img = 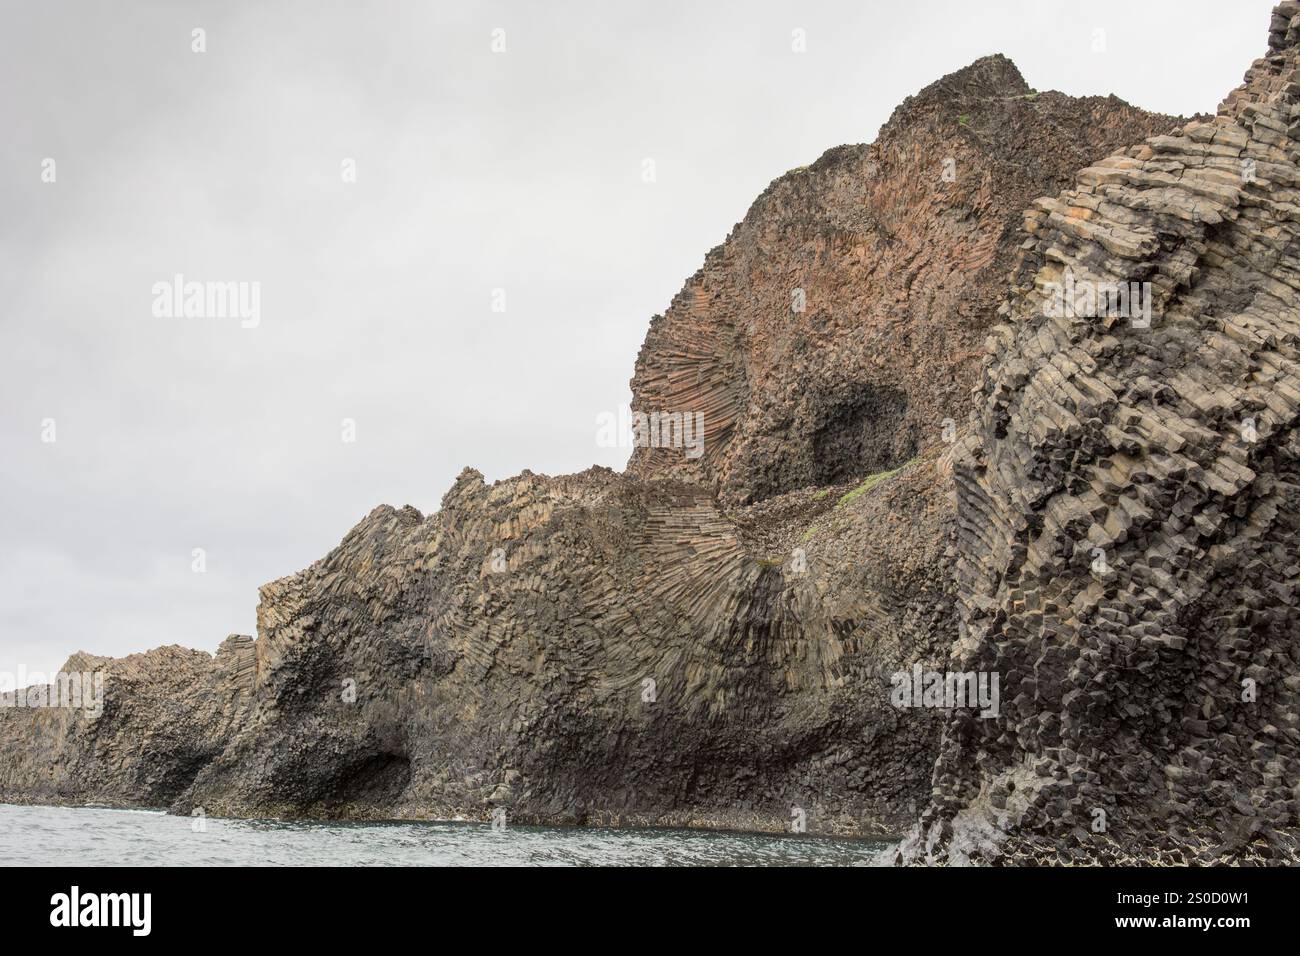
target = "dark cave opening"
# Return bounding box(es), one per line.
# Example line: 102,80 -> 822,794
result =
810,385 -> 913,485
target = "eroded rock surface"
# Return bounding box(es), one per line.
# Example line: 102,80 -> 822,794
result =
17,26 -> 1290,861
629,55 -> 1180,505
0,644 -> 250,809
897,3 -> 1300,865
3,462 -> 955,834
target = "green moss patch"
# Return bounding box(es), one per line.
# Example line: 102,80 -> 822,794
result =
836,465 -> 905,508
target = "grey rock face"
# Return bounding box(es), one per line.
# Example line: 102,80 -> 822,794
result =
898,2 -> 1300,865
5,13 -> 1293,864
3,464 -> 954,835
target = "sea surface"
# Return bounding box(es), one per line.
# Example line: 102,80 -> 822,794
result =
1,804 -> 891,866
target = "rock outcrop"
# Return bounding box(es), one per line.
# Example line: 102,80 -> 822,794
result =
629,55 -> 1179,505
19,13 -> 1295,864
897,3 -> 1300,865
4,461 -> 958,834
0,645 -> 247,809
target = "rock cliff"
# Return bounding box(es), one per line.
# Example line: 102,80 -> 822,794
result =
3,463 -> 959,834
629,54 -> 1176,505
897,3 -> 1300,864
11,8 -> 1290,864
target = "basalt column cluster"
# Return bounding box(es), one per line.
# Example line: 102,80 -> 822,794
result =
899,2 -> 1300,865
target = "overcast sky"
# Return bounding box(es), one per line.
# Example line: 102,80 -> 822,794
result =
0,0 -> 1277,677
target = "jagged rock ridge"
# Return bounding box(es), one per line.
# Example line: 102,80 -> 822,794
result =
4,462 -> 959,833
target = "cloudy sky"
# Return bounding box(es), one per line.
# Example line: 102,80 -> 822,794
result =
0,0 -> 1277,677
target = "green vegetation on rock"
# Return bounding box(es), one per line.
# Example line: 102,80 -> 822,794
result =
837,464 -> 905,508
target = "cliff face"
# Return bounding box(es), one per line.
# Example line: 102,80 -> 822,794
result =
629,55 -> 1179,506
0,646 -> 242,809
191,462 -> 970,830
898,3 -> 1300,864
3,462 -> 957,833
0,37 -> 1233,850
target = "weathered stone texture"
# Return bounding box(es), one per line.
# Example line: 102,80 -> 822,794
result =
13,20 -> 1293,865
3,462 -> 954,835
629,55 -> 1180,505
898,3 -> 1300,865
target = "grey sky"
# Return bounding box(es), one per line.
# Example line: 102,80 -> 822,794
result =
0,0 -> 1276,676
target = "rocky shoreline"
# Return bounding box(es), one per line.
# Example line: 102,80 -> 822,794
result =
4,4 -> 1299,865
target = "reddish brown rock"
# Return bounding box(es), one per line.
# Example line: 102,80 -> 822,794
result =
629,55 -> 1181,505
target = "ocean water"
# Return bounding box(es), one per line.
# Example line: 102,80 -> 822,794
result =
0,804 -> 892,866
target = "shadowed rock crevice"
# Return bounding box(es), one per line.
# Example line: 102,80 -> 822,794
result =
810,386 -> 913,487
327,753 -> 413,811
